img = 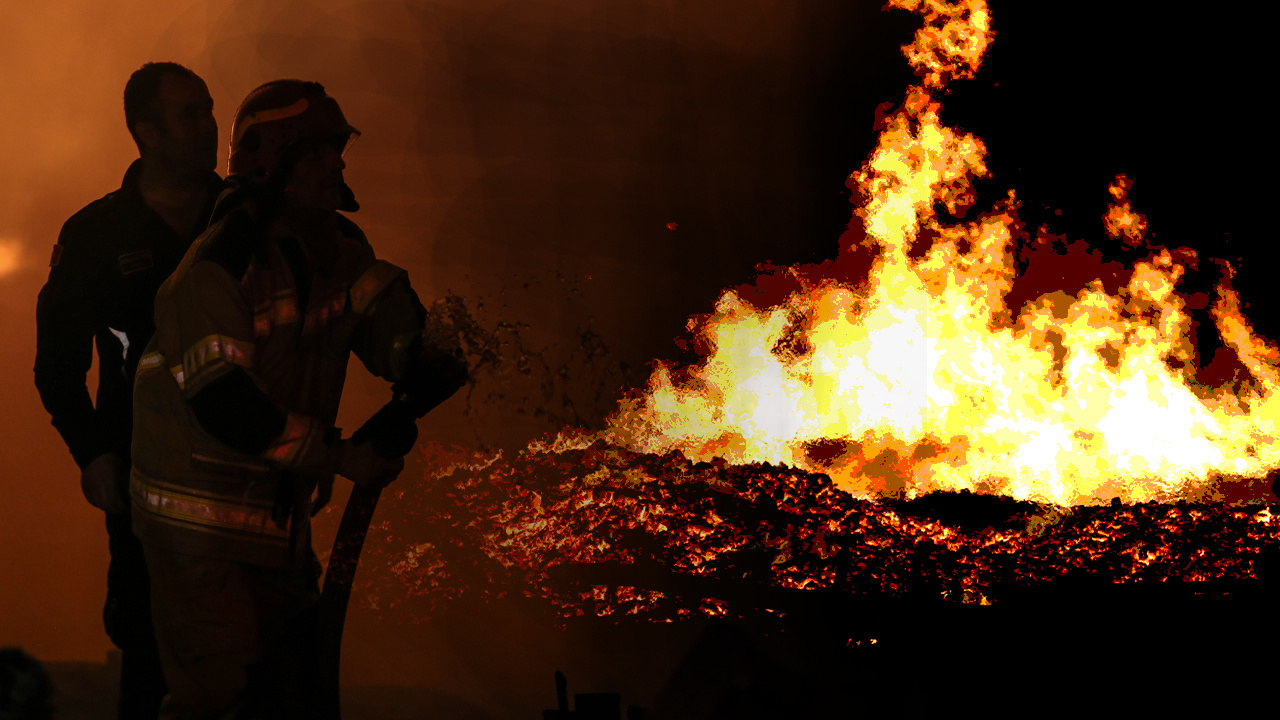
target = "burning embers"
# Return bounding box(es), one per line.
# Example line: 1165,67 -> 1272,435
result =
360,440 -> 1280,621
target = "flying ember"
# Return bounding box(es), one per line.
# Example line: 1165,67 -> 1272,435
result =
600,0 -> 1280,506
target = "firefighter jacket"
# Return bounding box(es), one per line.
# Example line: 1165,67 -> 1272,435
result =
35,160 -> 223,468
130,200 -> 428,567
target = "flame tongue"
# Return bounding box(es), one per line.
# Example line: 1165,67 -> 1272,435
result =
604,0 -> 1280,505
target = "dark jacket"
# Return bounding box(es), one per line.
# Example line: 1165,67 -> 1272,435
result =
34,159 -> 224,468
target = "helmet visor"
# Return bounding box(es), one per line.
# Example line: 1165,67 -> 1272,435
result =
334,127 -> 360,158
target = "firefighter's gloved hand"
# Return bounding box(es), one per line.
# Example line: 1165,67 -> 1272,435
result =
335,438 -> 405,488
81,452 -> 129,515
393,330 -> 470,418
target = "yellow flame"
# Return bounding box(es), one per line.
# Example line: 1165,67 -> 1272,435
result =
602,0 -> 1280,505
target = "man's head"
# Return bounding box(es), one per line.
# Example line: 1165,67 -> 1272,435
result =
227,80 -> 358,215
281,136 -> 350,220
123,62 -> 218,175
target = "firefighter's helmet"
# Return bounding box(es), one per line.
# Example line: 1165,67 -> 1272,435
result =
227,80 -> 359,184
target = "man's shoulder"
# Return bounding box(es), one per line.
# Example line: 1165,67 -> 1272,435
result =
57,189 -> 126,247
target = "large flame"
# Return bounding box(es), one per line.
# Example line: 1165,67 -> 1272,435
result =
602,0 -> 1280,506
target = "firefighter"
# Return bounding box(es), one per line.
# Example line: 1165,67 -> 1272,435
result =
129,79 -> 468,718
34,62 -> 223,719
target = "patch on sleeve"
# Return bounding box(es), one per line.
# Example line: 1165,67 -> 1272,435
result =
49,244 -> 63,267
118,249 -> 154,275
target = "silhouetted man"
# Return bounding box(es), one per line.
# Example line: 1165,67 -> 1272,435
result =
34,62 -> 223,719
129,79 -> 466,718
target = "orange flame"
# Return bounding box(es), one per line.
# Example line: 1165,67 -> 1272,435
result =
1103,174 -> 1149,247
892,0 -> 993,90
598,0 -> 1280,506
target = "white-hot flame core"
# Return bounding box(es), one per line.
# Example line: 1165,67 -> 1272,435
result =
602,0 -> 1280,505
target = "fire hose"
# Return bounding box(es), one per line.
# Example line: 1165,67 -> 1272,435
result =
311,316 -> 468,716
315,388 -> 453,718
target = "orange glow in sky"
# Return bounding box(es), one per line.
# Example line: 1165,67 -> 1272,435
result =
0,241 -> 20,276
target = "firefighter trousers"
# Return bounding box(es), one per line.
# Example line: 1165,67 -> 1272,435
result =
143,542 -> 322,720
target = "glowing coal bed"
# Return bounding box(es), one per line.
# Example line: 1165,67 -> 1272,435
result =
346,438 -> 1280,626
322,439 -> 1280,717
